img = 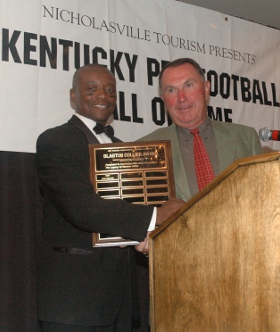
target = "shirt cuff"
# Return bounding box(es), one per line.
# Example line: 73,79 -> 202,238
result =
147,207 -> 157,231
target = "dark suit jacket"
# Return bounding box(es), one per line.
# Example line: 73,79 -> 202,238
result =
36,115 -> 153,326
140,120 -> 263,201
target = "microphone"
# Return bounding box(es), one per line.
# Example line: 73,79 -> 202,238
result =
259,127 -> 280,141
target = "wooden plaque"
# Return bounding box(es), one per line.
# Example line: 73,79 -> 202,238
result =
89,140 -> 175,247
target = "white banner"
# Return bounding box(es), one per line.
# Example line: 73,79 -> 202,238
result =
0,0 -> 280,153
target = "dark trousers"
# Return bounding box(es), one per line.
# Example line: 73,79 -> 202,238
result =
41,321 -> 128,332
40,276 -> 133,332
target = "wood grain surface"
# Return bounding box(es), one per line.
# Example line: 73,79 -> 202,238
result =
150,152 -> 280,331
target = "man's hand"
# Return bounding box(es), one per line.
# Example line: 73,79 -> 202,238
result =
135,232 -> 151,255
135,198 -> 184,255
156,197 -> 185,226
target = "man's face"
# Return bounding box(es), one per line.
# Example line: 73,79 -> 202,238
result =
70,66 -> 117,125
161,63 -> 210,129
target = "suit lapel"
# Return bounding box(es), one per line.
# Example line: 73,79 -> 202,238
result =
212,120 -> 236,172
68,115 -> 100,144
111,136 -> 122,143
168,125 -> 193,201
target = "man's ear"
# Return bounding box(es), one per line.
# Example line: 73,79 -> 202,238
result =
204,80 -> 211,101
70,88 -> 76,103
69,88 -> 76,110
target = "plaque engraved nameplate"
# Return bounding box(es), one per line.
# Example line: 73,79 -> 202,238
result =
89,141 -> 175,247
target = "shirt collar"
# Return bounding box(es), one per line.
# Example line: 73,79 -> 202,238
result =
73,113 -> 113,143
176,117 -> 213,140
74,113 -> 97,132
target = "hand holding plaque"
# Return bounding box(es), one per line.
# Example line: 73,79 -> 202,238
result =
88,141 -> 176,247
135,231 -> 151,255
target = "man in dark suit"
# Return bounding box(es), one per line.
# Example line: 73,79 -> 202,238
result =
36,64 -> 184,332
140,58 -> 263,201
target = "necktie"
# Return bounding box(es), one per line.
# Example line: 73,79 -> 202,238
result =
93,123 -> 114,139
191,129 -> 215,191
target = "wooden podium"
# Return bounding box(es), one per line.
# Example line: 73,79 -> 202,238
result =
149,152 -> 280,331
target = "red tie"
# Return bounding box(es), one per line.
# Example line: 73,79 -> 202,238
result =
191,129 -> 215,191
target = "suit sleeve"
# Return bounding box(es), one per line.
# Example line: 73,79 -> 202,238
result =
251,127 -> 263,155
36,127 -> 153,242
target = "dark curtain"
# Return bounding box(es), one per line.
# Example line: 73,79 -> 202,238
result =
0,151 -> 43,332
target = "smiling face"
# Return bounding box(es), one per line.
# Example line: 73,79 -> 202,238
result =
160,63 -> 210,129
70,65 -> 117,126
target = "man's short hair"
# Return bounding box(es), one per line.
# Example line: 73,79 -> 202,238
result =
159,58 -> 205,89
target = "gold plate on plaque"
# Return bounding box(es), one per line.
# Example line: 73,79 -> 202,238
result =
89,141 -> 175,247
